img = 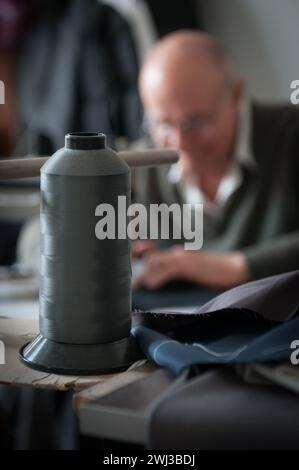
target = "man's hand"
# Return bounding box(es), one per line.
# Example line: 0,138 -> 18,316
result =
133,245 -> 250,290
131,240 -> 157,258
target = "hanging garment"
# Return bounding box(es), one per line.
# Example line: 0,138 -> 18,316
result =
18,0 -> 142,154
101,0 -> 157,64
0,0 -> 40,54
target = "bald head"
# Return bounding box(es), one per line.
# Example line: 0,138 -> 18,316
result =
139,30 -> 236,112
141,31 -> 232,76
139,30 -> 244,177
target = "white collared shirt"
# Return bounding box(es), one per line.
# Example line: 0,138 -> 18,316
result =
168,98 -> 256,218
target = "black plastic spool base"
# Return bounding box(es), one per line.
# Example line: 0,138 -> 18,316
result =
19,333 -> 143,376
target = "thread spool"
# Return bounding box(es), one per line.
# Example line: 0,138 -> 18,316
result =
20,132 -> 141,375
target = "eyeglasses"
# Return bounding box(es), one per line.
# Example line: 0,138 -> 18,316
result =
144,89 -> 232,141
144,113 -> 216,139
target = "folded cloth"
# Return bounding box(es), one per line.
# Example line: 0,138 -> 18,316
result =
132,270 -> 299,375
148,368 -> 299,450
236,362 -> 299,395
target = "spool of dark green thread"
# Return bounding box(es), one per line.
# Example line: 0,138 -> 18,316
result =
20,132 -> 141,375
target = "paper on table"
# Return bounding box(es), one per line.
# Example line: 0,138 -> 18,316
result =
0,299 -> 39,320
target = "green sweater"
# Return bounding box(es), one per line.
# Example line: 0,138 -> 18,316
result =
132,103 -> 299,280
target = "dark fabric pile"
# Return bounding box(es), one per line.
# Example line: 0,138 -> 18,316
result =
132,270 -> 299,374
132,271 -> 299,449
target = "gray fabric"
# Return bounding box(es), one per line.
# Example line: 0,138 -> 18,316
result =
236,362 -> 299,395
141,271 -> 299,449
148,368 -> 299,450
194,269 -> 299,322
132,270 -> 299,335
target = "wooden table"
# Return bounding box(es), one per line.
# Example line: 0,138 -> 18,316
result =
0,308 -> 151,393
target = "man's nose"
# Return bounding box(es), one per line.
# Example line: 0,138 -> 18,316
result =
168,126 -> 191,151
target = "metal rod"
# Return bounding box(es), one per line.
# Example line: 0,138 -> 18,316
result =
0,148 -> 178,180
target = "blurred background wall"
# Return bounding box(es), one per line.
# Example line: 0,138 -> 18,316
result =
200,0 -> 298,102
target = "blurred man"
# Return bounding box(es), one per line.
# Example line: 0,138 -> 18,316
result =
133,30 -> 299,290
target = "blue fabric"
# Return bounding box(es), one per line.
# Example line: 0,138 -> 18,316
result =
132,315 -> 299,376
